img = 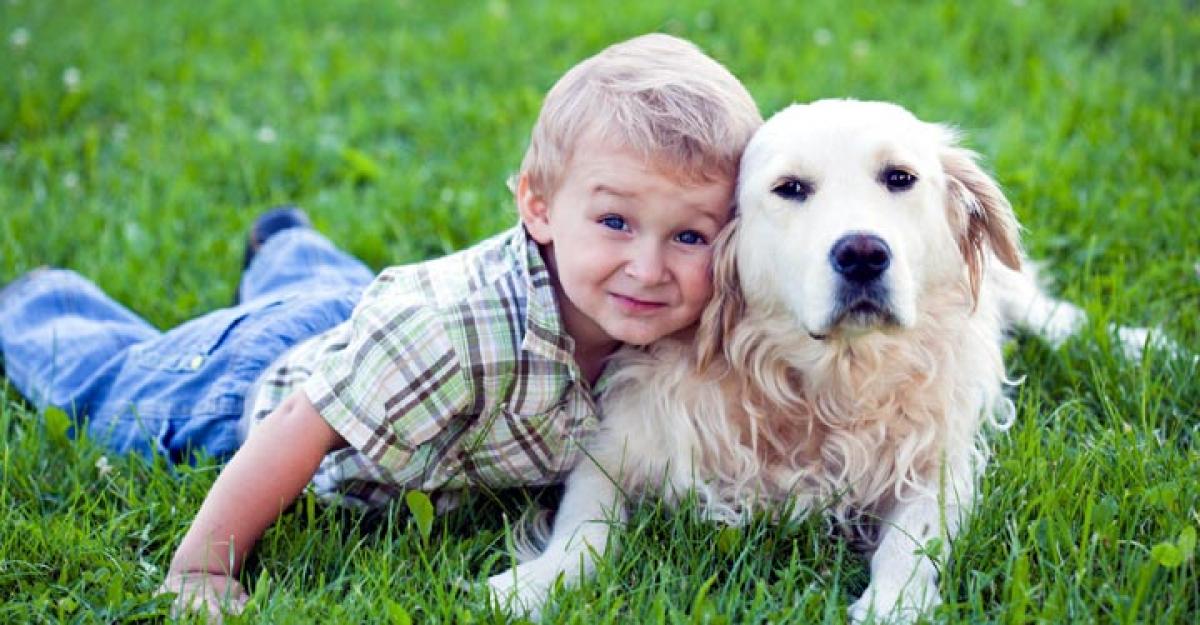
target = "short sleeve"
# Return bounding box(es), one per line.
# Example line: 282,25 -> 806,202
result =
303,293 -> 472,480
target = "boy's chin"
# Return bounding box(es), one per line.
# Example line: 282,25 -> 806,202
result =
610,322 -> 696,346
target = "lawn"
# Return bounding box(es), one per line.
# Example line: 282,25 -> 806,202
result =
1,0 -> 1197,622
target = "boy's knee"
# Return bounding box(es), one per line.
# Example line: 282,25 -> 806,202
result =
39,267 -> 92,289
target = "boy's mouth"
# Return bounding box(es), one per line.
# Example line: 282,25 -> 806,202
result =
611,293 -> 666,314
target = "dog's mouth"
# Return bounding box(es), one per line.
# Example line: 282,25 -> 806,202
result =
812,284 -> 899,339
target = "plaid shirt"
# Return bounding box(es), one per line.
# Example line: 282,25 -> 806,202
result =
243,226 -> 605,509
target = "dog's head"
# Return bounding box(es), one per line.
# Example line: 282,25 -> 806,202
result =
698,99 -> 1021,365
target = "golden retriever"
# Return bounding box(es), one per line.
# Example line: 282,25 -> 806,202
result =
488,99 -> 1138,622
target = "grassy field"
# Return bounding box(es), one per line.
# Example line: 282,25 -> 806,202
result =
2,0 -> 1198,622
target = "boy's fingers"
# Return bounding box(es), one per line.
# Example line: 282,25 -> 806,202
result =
158,574 -> 248,619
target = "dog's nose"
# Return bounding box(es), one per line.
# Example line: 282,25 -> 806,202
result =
830,233 -> 891,282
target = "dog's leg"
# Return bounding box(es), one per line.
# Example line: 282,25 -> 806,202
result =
486,455 -> 626,618
848,497 -> 948,624
848,469 -> 974,624
991,263 -> 1187,361
989,262 -> 1086,348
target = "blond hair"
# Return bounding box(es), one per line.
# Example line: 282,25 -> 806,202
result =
518,33 -> 762,195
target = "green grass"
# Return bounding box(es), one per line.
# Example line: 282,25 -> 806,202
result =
2,0 -> 1197,622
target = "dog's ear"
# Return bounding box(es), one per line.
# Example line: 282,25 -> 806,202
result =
941,141 -> 1023,302
696,216 -> 745,371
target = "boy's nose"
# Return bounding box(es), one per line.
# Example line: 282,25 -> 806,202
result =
624,243 -> 669,285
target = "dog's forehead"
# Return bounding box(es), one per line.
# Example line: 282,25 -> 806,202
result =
773,99 -> 925,137
745,99 -> 941,172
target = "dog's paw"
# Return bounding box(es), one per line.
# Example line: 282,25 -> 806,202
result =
1039,300 -> 1087,349
848,581 -> 939,624
1110,324 -> 1195,364
486,567 -> 548,621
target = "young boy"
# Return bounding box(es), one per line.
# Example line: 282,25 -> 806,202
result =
0,33 -> 761,617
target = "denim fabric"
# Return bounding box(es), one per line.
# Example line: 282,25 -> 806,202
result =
0,229 -> 374,462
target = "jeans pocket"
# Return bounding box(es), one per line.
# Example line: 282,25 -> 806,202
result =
129,300 -> 282,373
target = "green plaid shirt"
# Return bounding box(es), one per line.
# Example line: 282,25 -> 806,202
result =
243,226 -> 604,509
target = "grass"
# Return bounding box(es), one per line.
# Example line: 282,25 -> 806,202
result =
1,0 -> 1197,622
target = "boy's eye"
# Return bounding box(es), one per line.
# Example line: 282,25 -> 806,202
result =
599,215 -> 628,231
675,230 -> 707,246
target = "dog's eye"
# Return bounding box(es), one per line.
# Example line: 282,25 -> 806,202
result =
882,168 -> 918,192
772,178 -> 812,202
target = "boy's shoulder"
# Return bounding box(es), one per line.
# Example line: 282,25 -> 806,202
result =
352,225 -> 563,364
370,225 -> 533,311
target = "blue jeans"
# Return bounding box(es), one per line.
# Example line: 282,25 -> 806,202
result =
0,229 -> 374,462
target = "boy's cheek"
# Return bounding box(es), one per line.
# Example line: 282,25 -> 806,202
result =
685,253 -> 717,286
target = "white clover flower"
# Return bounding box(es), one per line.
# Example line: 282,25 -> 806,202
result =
62,66 -> 81,92
487,0 -> 509,19
813,28 -> 833,47
95,455 -> 113,477
317,132 -> 340,150
256,125 -> 277,143
9,27 -> 29,49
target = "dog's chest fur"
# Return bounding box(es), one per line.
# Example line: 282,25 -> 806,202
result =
600,282 -> 1005,526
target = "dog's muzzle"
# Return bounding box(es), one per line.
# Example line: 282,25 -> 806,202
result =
827,233 -> 897,329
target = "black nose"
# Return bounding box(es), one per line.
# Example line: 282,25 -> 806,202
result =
830,233 -> 891,283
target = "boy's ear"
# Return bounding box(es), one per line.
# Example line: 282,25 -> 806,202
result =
517,173 -> 553,244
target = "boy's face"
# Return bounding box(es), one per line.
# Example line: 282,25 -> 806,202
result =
519,135 -> 733,355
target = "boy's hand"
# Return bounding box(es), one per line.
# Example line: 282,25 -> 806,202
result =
163,390 -> 345,616
158,571 -> 248,622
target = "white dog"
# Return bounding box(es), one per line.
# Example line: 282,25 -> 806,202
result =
487,99 -> 1131,622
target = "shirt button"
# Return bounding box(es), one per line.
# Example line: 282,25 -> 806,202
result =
189,355 -> 205,370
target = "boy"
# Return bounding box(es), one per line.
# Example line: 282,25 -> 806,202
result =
0,33 -> 761,617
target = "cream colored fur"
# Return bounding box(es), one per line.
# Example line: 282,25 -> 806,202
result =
487,99 -> 1157,622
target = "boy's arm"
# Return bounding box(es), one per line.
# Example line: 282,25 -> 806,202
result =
160,390 -> 346,614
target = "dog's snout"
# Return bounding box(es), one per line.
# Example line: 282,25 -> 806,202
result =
830,234 -> 891,282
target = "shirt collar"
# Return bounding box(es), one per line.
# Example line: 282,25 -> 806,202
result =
515,226 -> 577,367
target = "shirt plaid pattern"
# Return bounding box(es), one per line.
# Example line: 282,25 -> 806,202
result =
243,226 -> 603,509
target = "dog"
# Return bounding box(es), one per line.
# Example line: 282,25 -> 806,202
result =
487,99 -> 1127,622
